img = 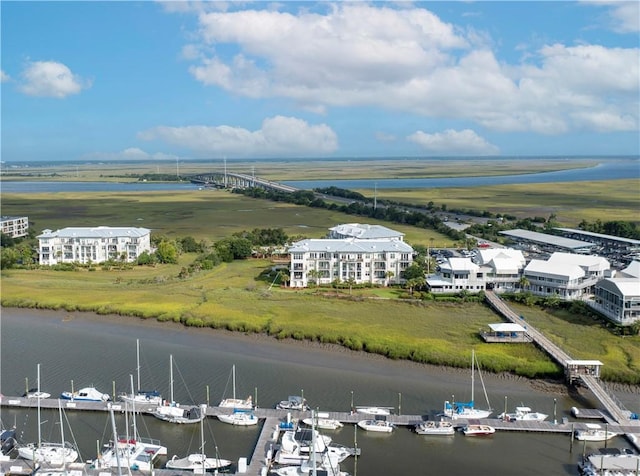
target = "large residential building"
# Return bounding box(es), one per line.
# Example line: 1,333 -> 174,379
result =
427,248 -> 526,294
522,252 -> 610,300
1,216 -> 29,238
587,260 -> 640,326
37,226 -> 152,265
327,223 -> 404,241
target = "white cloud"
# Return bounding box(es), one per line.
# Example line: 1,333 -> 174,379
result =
1,70 -> 10,82
174,3 -> 638,135
407,129 -> 499,155
19,61 -> 90,98
82,148 -> 178,161
584,1 -> 640,33
138,115 -> 338,157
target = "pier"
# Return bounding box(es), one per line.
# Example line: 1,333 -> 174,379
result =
485,291 -> 640,426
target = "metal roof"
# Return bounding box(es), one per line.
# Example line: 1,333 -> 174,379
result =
500,229 -> 593,250
488,323 -> 526,333
37,226 -> 151,239
288,238 -> 414,253
328,223 -> 404,239
554,227 -> 640,245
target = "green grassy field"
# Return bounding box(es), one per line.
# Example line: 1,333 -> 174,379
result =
0,190 -> 451,245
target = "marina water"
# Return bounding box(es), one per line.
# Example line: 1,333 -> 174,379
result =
1,309 -> 638,475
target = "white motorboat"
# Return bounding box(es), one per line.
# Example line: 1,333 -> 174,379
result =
461,424 -> 495,436
357,419 -> 394,433
152,355 -> 205,424
218,364 -> 253,409
277,395 -> 309,411
165,405 -> 231,471
498,406 -> 548,422
60,386 -> 110,402
575,423 -> 618,442
355,406 -> 391,416
23,389 -> 51,399
443,349 -> 492,420
119,339 -> 163,406
415,419 -> 455,436
165,452 -> 232,471
272,454 -> 349,476
302,412 -> 343,430
217,409 -> 258,426
19,365 -> 79,466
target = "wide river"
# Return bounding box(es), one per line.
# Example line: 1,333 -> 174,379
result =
1,309 -> 638,475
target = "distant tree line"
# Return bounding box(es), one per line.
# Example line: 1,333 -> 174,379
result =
577,219 -> 640,240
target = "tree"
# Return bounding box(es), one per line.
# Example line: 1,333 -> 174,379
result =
279,270 -> 290,287
156,240 -> 179,264
308,269 -> 321,288
346,277 -> 356,295
229,237 -> 253,260
518,276 -> 530,291
384,270 -> 395,286
402,263 -> 425,281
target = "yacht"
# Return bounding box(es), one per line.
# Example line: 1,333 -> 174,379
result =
443,350 -> 492,420
165,453 -> 232,471
357,419 -> 394,433
276,395 -> 309,411
355,406 -> 391,416
217,409 -> 259,426
575,423 -> 618,442
218,364 -> 253,409
302,413 -> 343,430
498,406 -> 548,422
415,419 -> 455,436
461,424 -> 495,436
60,387 -> 110,402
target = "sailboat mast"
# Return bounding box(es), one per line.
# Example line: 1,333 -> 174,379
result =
136,339 -> 141,392
232,365 -> 236,400
130,375 -> 138,439
471,350 -> 475,405
58,400 -> 67,467
170,354 -> 174,403
37,363 -> 42,448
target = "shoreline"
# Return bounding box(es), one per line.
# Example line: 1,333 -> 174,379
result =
4,306 -> 638,398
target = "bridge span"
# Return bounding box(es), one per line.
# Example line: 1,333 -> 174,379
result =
485,291 -> 638,425
189,172 -> 298,193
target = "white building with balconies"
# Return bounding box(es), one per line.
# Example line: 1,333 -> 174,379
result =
1,215 -> 29,238
522,252 -> 610,300
37,226 -> 151,265
287,238 -> 414,288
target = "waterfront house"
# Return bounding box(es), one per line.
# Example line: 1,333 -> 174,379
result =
1,215 -> 29,238
522,252 -> 610,300
587,261 -> 640,326
287,238 -> 414,288
37,226 -> 151,265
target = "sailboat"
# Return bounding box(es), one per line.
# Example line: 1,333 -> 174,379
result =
18,364 -> 79,466
119,339 -> 162,406
96,375 -> 167,472
218,364 -> 252,409
443,349 -> 492,420
165,405 -> 232,471
151,354 -> 205,424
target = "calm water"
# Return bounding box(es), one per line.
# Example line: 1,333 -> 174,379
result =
1,309 -> 637,475
1,157 -> 638,193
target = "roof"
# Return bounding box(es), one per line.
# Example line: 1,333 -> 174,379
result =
328,223 -> 404,240
288,238 -> 414,254
37,226 -> 151,239
488,257 -> 521,274
596,278 -> 640,297
554,227 -> 640,245
0,215 -> 27,222
547,252 -> 610,272
439,257 -> 478,272
621,260 -> 640,278
566,360 -> 604,366
500,229 -> 593,250
488,323 -> 526,333
477,248 -> 525,265
524,259 -> 585,280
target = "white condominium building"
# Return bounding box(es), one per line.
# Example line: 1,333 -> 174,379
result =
327,223 -> 405,241
1,216 -> 29,238
589,278 -> 640,326
37,226 -> 152,265
288,238 -> 414,288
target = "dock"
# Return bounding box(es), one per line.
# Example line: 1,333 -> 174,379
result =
2,393 -> 640,475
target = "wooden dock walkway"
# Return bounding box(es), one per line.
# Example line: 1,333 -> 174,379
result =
485,291 -> 640,427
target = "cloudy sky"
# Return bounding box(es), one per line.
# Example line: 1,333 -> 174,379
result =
2,1 -> 639,162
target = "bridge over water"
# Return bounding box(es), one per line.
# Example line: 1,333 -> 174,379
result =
485,290 -> 639,426
189,172 -> 298,194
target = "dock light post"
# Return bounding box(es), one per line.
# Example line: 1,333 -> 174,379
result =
554,398 -> 557,424
350,391 -> 354,412
398,392 -> 402,416
255,387 -> 258,408
604,423 -> 608,449
112,381 -> 116,401
206,385 -> 210,407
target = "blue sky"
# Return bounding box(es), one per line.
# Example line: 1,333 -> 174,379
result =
2,1 -> 639,162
